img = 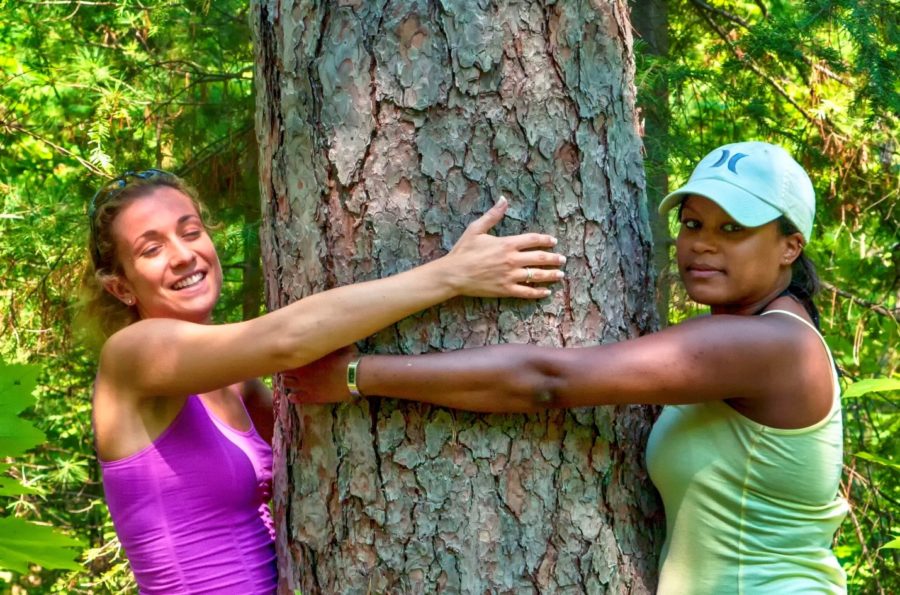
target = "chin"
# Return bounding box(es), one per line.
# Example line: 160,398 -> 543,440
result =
184,300 -> 218,323
683,287 -> 724,308
185,308 -> 216,323
154,299 -> 217,323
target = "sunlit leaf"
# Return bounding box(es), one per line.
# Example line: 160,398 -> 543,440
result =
0,516 -> 83,573
0,362 -> 46,457
853,451 -> 900,471
843,377 -> 900,400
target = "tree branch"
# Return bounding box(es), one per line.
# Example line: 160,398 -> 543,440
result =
689,1 -> 818,125
178,123 -> 254,176
20,1 -> 118,5
822,281 -> 900,321
688,0 -> 750,29
3,122 -> 107,176
752,0 -> 768,18
688,0 -> 851,87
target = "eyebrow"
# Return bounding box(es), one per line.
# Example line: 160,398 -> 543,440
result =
132,214 -> 203,245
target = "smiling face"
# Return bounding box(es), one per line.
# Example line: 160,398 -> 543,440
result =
103,186 -> 223,323
676,195 -> 802,315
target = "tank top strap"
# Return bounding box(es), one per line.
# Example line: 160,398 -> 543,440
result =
234,386 -> 257,429
194,394 -> 270,484
760,309 -> 831,357
760,308 -> 817,330
195,391 -> 257,437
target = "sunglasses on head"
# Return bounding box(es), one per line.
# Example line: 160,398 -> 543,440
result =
88,168 -> 173,267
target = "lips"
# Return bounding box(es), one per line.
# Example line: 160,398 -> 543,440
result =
171,271 -> 206,290
685,263 -> 723,278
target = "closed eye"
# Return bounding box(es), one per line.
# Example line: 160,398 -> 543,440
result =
141,244 -> 162,257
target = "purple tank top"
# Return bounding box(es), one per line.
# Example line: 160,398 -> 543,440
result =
100,395 -> 276,594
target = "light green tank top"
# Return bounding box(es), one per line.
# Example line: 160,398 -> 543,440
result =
646,310 -> 848,594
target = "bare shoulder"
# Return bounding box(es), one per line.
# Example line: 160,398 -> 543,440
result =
730,304 -> 835,427
99,320 -> 165,377
96,320 -> 167,399
97,318 -> 203,399
662,308 -> 818,356
758,300 -> 830,356
101,318 -> 181,358
758,304 -> 835,379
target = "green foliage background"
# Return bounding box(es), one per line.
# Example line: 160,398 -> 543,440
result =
0,0 -> 896,592
0,1 -> 259,591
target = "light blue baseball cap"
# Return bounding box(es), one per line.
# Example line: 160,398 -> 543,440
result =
658,141 -> 816,241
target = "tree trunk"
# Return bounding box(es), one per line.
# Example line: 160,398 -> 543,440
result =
252,1 -> 662,592
631,0 -> 671,325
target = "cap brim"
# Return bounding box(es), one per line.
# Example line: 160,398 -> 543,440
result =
658,178 -> 782,228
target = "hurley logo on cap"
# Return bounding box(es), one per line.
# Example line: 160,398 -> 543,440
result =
711,149 -> 749,174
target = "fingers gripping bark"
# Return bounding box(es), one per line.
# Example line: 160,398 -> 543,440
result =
443,197 -> 565,299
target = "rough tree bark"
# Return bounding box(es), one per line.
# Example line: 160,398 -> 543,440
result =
252,1 -> 661,592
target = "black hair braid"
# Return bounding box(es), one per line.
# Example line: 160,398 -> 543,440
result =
778,217 -> 822,329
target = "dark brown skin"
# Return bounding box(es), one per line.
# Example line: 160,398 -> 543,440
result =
287,196 -> 836,430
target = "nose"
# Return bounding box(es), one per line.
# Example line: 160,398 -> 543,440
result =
169,238 -> 196,268
689,227 -> 718,254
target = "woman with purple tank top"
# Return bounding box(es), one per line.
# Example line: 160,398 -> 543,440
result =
81,170 -> 564,594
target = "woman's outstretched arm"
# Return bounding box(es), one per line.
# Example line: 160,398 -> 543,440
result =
99,198 -> 565,400
288,312 -> 831,423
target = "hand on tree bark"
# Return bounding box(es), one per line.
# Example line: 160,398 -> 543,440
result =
281,346 -> 358,404
440,197 -> 565,299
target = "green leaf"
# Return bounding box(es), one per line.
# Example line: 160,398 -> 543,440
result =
0,362 -> 46,457
0,465 -> 39,496
880,536 -> 900,550
853,451 -> 900,471
0,516 -> 83,573
0,362 -> 41,416
843,377 -> 900,400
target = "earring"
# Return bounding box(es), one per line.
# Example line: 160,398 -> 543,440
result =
125,297 -> 135,306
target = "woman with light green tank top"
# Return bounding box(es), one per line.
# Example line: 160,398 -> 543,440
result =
291,141 -> 848,593
647,307 -> 846,593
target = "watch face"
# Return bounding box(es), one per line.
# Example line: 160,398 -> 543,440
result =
347,360 -> 361,397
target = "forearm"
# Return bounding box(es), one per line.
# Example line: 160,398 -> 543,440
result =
355,344 -> 561,413
267,258 -> 459,367
352,341 -> 689,412
262,198 -> 560,369
348,337 -> 700,412
299,315 -> 812,412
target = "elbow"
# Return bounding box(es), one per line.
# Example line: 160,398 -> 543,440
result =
532,370 -> 568,410
504,346 -> 567,411
268,327 -> 318,370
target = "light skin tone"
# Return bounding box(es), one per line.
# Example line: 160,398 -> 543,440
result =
92,186 -> 565,461
289,195 -> 835,430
